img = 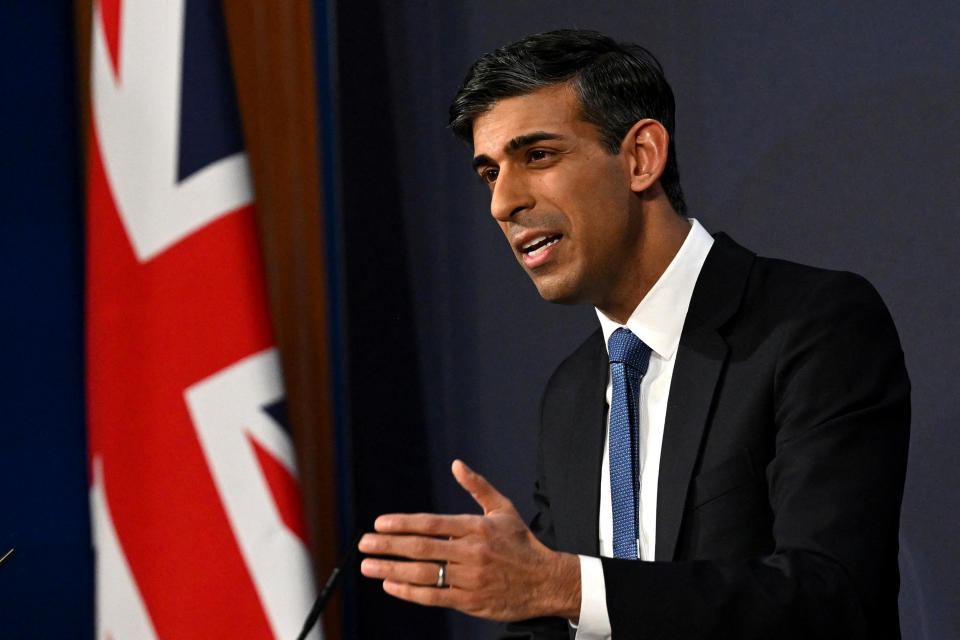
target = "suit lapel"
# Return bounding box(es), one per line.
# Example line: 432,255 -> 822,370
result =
557,330 -> 608,555
655,234 -> 755,561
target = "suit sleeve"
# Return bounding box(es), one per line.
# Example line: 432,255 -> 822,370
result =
601,272 -> 910,639
497,387 -> 576,640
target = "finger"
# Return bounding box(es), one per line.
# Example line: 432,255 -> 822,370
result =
382,580 -> 467,611
452,459 -> 513,515
360,558 -> 450,587
373,512 -> 481,537
359,533 -> 459,562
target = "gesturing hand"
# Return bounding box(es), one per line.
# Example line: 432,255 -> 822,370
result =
358,459 -> 581,622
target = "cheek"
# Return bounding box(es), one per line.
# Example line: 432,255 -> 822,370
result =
497,221 -> 510,237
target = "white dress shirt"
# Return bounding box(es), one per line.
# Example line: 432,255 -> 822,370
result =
573,219 -> 714,639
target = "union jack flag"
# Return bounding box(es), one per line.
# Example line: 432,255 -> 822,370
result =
85,0 -> 319,636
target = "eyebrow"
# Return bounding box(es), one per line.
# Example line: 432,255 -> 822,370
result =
471,131 -> 565,171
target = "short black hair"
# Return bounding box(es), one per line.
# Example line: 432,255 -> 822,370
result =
449,29 -> 686,216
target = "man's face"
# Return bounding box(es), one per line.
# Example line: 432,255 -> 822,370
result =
471,84 -> 642,308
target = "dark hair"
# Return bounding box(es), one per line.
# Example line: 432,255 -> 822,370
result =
449,29 -> 687,215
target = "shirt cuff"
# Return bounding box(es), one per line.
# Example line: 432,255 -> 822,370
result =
570,554 -> 612,640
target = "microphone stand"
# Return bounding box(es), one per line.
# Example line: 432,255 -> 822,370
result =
296,532 -> 362,640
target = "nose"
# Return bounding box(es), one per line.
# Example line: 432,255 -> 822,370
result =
490,167 -> 534,222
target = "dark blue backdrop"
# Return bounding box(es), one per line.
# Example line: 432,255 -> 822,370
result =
0,3 -> 92,636
2,2 -> 958,639
0,2 -> 93,638
340,2 -> 960,639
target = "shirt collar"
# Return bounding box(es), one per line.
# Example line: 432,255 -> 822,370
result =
596,218 -> 714,361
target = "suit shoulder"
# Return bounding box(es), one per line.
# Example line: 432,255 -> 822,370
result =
542,328 -> 605,395
746,256 -> 893,323
752,255 -> 873,291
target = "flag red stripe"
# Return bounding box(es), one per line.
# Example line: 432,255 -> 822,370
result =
86,117 -> 276,637
249,435 -> 310,545
99,0 -> 122,79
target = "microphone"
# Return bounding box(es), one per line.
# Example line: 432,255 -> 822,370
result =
296,532 -> 363,640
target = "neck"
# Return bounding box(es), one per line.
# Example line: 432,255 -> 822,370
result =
597,208 -> 691,325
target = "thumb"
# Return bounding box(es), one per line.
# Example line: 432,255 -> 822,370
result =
452,459 -> 514,515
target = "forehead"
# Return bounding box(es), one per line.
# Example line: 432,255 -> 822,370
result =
471,84 -> 594,155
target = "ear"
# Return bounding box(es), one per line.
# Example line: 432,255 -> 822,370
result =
622,119 -> 669,194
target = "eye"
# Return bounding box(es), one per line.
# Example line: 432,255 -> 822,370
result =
529,149 -> 553,162
479,167 -> 499,184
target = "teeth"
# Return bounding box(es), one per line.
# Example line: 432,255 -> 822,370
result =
527,237 -> 560,257
521,236 -> 548,251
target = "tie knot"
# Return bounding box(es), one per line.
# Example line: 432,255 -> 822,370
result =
608,328 -> 651,373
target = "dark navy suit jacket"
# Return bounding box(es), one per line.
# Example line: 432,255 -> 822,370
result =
502,234 -> 910,639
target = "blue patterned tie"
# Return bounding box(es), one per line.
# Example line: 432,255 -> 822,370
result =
608,327 -> 652,560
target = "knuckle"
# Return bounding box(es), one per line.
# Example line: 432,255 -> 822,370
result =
478,518 -> 494,536
411,538 -> 428,556
431,518 -> 449,536
468,515 -> 485,535
474,564 -> 493,586
460,564 -> 479,585
476,544 -> 494,564
464,542 -> 484,563
420,517 -> 439,535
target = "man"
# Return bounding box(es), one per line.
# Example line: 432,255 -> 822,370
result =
359,30 -> 909,639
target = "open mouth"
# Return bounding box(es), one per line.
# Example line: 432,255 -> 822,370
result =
520,234 -> 563,257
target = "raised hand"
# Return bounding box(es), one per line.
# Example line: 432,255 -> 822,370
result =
358,459 -> 581,622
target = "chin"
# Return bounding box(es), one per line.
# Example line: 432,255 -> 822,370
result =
531,275 -> 586,306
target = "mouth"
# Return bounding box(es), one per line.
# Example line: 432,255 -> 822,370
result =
518,233 -> 563,267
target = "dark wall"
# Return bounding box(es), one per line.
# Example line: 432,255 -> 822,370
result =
334,3 -> 450,638
338,2 -> 960,639
1,2 -> 957,639
0,3 -> 92,637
